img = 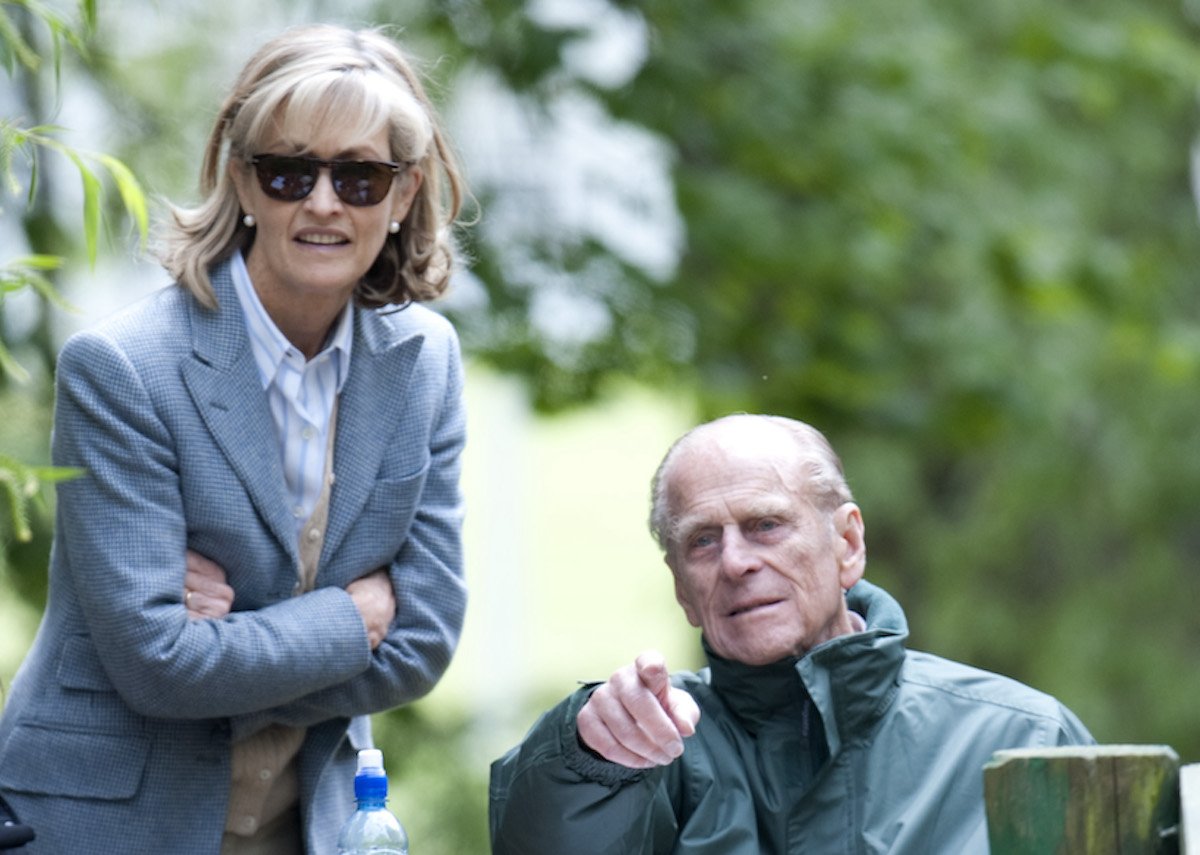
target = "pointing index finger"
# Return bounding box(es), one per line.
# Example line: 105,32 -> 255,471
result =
634,650 -> 671,696
634,650 -> 701,737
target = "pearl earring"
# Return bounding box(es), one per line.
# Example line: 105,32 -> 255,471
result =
388,220 -> 401,235
242,214 -> 256,228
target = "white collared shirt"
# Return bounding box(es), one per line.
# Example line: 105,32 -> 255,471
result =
230,251 -> 352,536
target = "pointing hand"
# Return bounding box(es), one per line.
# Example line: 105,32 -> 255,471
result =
576,650 -> 701,768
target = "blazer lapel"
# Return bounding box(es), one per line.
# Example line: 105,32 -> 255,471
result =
320,309 -> 425,568
180,264 -> 299,562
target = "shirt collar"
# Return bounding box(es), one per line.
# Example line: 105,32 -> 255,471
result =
229,250 -> 353,392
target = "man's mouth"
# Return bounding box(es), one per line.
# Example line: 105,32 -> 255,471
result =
727,599 -> 783,618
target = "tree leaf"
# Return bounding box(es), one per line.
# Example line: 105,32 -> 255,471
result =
79,0 -> 97,33
29,465 -> 84,484
0,338 -> 31,385
0,454 -> 80,543
59,148 -> 103,267
6,254 -> 63,272
96,153 -> 149,245
0,6 -> 41,73
25,272 -> 79,313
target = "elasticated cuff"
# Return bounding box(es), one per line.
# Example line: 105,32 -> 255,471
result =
558,684 -> 652,788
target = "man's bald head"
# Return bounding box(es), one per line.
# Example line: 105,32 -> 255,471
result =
648,415 -> 854,561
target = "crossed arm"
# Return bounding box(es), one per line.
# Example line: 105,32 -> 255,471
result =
183,560 -> 700,753
184,550 -> 395,650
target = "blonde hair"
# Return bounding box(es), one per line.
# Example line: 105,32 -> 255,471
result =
158,24 -> 466,308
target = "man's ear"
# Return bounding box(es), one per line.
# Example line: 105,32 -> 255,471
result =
833,503 -> 866,590
668,556 -> 703,628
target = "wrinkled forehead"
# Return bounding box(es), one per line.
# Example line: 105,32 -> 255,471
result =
672,468 -> 797,525
662,450 -> 817,561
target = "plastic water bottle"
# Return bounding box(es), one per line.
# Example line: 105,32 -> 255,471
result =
337,748 -> 409,855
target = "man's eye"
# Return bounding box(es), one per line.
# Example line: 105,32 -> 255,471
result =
690,533 -> 716,550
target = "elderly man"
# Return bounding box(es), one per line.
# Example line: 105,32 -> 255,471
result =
489,414 -> 1093,854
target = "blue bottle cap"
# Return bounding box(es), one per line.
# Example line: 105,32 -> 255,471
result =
355,768 -> 388,801
354,749 -> 389,801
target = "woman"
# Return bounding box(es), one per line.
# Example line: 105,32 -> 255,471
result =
0,24 -> 468,853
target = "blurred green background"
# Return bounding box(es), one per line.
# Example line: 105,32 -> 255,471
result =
6,0 -> 1200,852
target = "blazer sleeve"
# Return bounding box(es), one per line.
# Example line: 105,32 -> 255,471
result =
53,329 -> 374,719
249,328 -> 468,728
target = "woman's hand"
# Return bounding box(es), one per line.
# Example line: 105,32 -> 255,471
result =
346,569 -> 397,650
184,550 -> 235,620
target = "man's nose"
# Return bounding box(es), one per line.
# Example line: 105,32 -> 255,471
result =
719,529 -> 760,578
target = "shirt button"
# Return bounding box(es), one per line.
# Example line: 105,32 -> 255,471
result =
301,426 -> 316,441
292,505 -> 305,519
307,528 -> 322,542
259,768 -> 272,781
240,816 -> 258,834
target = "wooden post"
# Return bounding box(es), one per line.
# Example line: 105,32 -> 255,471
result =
984,745 -> 1180,854
1181,764 -> 1200,855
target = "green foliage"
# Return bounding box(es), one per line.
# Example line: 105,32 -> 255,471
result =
0,0 -> 147,554
1,120 -> 149,274
0,0 -> 91,76
0,254 -> 64,382
436,0 -> 1200,760
0,453 -> 78,544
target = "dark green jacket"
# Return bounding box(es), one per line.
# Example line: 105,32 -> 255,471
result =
489,581 -> 1093,854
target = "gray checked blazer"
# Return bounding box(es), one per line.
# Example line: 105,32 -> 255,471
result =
0,260 -> 467,853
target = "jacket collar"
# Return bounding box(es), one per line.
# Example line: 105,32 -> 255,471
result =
706,581 -> 908,755
319,304 -> 425,572
181,259 -> 427,567
182,262 -> 297,559
705,643 -> 809,734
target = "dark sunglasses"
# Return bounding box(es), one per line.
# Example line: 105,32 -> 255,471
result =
248,154 -> 408,207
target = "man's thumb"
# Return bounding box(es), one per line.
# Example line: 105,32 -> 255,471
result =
666,688 -> 701,737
